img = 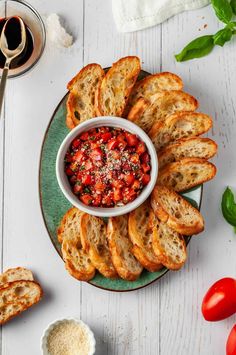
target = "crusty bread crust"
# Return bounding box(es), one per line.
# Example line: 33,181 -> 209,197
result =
66,63 -> 104,129
128,90 -> 198,132
57,207 -> 83,244
149,111 -> 213,151
0,280 -> 43,325
80,214 -> 117,279
96,56 -> 141,117
107,216 -> 143,281
128,201 -> 163,272
157,157 -> 217,192
151,185 -> 204,235
158,137 -> 218,169
0,267 -> 34,288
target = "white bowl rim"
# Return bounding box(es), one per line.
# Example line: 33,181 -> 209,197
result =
56,116 -> 158,217
41,317 -> 96,355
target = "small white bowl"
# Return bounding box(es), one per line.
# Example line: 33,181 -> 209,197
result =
41,318 -> 96,355
56,116 -> 158,217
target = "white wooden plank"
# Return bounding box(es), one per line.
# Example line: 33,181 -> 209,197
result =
1,1 -> 84,354
160,5 -> 236,355
82,1 -> 161,354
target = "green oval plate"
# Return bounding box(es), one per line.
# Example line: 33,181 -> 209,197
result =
39,70 -> 203,292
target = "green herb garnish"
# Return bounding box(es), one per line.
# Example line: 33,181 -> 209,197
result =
84,187 -> 91,193
175,0 -> 236,62
221,187 -> 236,233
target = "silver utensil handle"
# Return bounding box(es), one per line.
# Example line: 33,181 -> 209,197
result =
0,61 -> 10,118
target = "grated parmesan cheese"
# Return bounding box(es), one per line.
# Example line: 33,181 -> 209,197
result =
47,320 -> 91,355
46,14 -> 73,48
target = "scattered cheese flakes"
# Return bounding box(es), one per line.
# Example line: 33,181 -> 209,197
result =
46,13 -> 73,48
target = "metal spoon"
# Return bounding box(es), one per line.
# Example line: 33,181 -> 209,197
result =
0,16 -> 26,116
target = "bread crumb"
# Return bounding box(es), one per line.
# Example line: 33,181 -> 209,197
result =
46,14 -> 73,48
204,24 -> 208,29
47,320 -> 91,355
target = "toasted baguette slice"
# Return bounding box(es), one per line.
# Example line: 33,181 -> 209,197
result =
158,137 -> 218,169
107,215 -> 143,281
57,207 -> 84,244
125,72 -> 183,115
151,185 -> 204,235
149,111 -> 212,151
80,214 -> 117,279
58,208 -> 95,281
157,158 -> 217,192
66,64 -> 105,129
96,56 -> 141,116
0,267 -> 34,288
128,201 -> 162,272
152,222 -> 187,270
128,90 -> 198,132
0,280 -> 43,325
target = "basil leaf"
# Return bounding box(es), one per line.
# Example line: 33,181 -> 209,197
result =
221,187 -> 236,230
211,0 -> 233,23
175,35 -> 214,62
230,0 -> 236,14
213,27 -> 233,46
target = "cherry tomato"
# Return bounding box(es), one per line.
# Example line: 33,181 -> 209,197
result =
202,278 -> 236,321
227,324 -> 236,355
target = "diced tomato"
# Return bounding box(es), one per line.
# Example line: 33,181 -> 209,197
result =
125,133 -> 138,147
80,132 -> 89,141
102,194 -> 114,206
140,152 -> 150,163
142,174 -> 150,185
84,160 -> 93,170
113,188 -> 122,202
101,132 -> 112,142
73,183 -> 82,194
73,150 -> 85,163
130,153 -> 140,163
90,142 -> 100,149
112,179 -> 125,189
91,148 -> 103,161
71,138 -> 81,149
141,163 -> 150,173
111,150 -> 120,160
65,167 -> 74,176
92,194 -> 102,206
132,180 -> 141,190
123,162 -> 132,171
107,139 -> 118,150
70,176 -> 77,184
123,187 -> 137,203
136,142 -> 146,154
82,174 -> 92,185
80,194 -> 92,205
117,134 -> 127,149
123,174 -> 135,186
65,153 -> 73,163
95,182 -> 106,192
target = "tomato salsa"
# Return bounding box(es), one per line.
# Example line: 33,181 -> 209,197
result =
64,126 -> 151,207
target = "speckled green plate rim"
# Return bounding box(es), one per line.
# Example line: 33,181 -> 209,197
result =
39,70 -> 203,292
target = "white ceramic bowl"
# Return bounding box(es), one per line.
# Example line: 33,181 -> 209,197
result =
41,318 -> 96,355
56,116 -> 158,217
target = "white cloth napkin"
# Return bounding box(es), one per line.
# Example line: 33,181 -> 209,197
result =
112,0 -> 210,32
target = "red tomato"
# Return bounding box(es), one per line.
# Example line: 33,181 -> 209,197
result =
90,142 -> 100,149
141,163 -> 150,173
101,132 -> 112,142
142,174 -> 150,185
102,194 -> 114,206
95,182 -> 106,192
112,180 -> 125,189
65,167 -> 74,176
113,188 -> 122,202
82,174 -> 92,185
80,194 -> 92,205
71,138 -> 81,149
73,184 -> 82,194
80,132 -> 89,141
130,153 -> 140,163
140,152 -> 150,163
124,174 -> 135,186
132,180 -> 141,190
92,194 -> 102,206
123,188 -> 137,203
136,142 -> 146,154
227,324 -> 236,355
73,151 -> 85,163
125,133 -> 138,146
107,139 -> 118,150
84,160 -> 93,170
91,148 -> 103,161
202,278 -> 236,321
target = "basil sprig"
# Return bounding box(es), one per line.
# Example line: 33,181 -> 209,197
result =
221,187 -> 236,233
175,0 -> 236,62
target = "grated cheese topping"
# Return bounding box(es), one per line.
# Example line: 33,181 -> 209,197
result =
47,320 -> 91,355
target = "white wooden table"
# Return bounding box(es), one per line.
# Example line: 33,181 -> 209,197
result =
1,1 -> 236,354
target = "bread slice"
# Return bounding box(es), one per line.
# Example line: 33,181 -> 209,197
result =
149,111 -> 213,151
66,64 -> 105,129
151,185 -> 204,235
128,201 -> 162,272
58,208 -> 95,281
80,214 -> 117,279
158,137 -> 218,169
127,90 -> 198,132
125,72 -> 183,115
96,56 -> 141,116
107,215 -> 143,281
0,280 -> 43,325
0,267 -> 34,288
157,158 -> 217,192
57,207 -> 84,244
152,222 -> 187,270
